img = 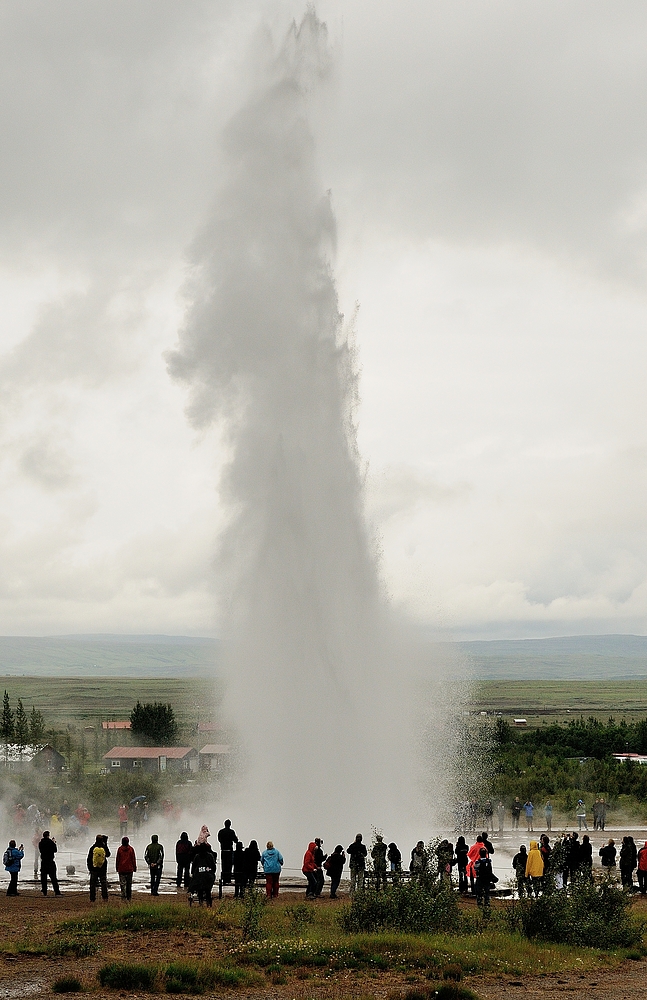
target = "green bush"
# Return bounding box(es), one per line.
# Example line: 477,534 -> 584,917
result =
284,903 -> 315,929
340,878 -> 460,934
240,886 -> 265,940
98,963 -> 158,991
52,977 -> 83,993
505,872 -> 642,948
164,963 -> 250,992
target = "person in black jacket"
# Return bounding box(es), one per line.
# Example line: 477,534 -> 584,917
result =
87,834 -> 110,901
599,839 -> 617,868
325,845 -> 345,899
244,840 -> 261,890
217,820 -> 238,884
233,842 -> 246,898
387,842 -> 402,880
347,834 -> 367,894
189,841 -> 216,907
455,836 -> 469,894
175,832 -> 192,889
38,831 -> 61,896
619,836 -> 637,888
512,845 -> 528,897
579,834 -> 593,878
474,848 -> 492,908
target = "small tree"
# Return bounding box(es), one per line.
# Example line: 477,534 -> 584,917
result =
130,702 -> 179,745
14,700 -> 28,755
1,692 -> 14,742
29,706 -> 46,744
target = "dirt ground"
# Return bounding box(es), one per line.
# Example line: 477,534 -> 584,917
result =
0,892 -> 646,999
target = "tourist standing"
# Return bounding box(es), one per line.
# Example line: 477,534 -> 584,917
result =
637,841 -> 647,894
483,800 -> 494,833
217,820 -> 238,885
387,842 -> 402,877
410,840 -> 428,877
313,838 -> 327,897
599,839 -> 617,869
496,801 -> 505,834
4,840 -> 23,896
347,834 -> 367,894
261,841 -> 283,898
511,798 -> 521,830
87,834 -> 110,902
371,835 -> 387,890
455,836 -> 469,894
326,845 -> 345,899
116,836 -> 136,901
544,800 -> 553,832
190,841 -> 216,907
525,840 -> 544,897
144,835 -> 164,895
233,842 -> 246,898
244,840 -> 261,890
302,842 -> 318,899
38,831 -> 61,896
175,832 -> 192,889
619,836 -> 637,889
576,800 -> 588,831
474,848 -> 492,908
512,845 -> 528,897
523,800 -> 534,832
118,804 -> 128,837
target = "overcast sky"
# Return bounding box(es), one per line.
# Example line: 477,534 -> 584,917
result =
1,0 -> 647,640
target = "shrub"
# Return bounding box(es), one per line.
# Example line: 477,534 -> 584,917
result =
241,886 -> 265,940
52,978 -> 83,993
285,903 -> 315,929
341,878 -> 460,934
98,963 -> 157,991
163,962 -> 251,992
505,872 -> 642,948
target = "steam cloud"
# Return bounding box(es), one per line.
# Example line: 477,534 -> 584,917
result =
169,11 -> 454,854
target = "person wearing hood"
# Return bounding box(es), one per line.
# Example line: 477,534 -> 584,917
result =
189,840 -> 216,907
455,836 -> 469,894
302,841 -> 318,899
371,835 -> 387,889
466,836 -> 486,893
4,840 -> 24,896
619,836 -> 637,888
599,839 -> 617,868
313,838 -> 327,897
474,848 -> 493,908
175,832 -> 192,889
244,840 -> 261,889
637,840 -> 647,894
261,841 -> 283,898
325,845 -> 345,899
233,841 -> 247,898
576,800 -> 588,831
525,840 -> 544,896
512,845 -> 528,897
347,834 -> 367,894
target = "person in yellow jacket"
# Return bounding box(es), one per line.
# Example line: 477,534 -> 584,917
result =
525,840 -> 544,897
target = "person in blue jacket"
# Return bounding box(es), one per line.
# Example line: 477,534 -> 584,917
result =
4,839 -> 24,896
261,841 -> 283,898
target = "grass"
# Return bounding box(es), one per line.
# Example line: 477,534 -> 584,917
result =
52,978 -> 83,993
62,902 -> 237,935
474,679 -> 647,728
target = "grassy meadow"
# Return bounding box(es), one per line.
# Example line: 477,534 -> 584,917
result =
473,679 -> 647,728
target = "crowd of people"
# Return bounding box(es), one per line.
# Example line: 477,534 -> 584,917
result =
454,797 -> 608,835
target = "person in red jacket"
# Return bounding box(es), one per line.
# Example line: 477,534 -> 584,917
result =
302,842 -> 318,899
466,836 -> 488,894
116,836 -> 137,901
637,841 -> 647,895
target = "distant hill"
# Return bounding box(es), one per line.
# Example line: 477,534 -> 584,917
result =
0,635 -> 219,677
455,634 -> 647,679
0,632 -> 645,680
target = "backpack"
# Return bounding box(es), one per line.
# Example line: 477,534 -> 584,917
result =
92,846 -> 106,868
3,849 -> 10,867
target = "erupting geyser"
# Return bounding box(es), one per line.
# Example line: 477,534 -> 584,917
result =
169,10 -> 454,855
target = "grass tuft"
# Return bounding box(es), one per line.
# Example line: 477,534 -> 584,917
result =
52,977 -> 83,993
98,962 -> 158,991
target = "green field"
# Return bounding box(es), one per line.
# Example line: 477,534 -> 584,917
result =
473,679 -> 647,728
0,677 -> 223,732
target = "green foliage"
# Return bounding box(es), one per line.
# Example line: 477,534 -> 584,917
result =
14,700 -> 28,751
130,701 -> 179,745
340,878 -> 460,935
1,691 -> 13,743
285,903 -> 315,929
28,706 -> 46,744
505,872 -> 642,948
241,885 -> 266,940
164,963 -> 252,992
52,978 -> 83,993
63,902 -> 236,936
98,963 -> 158,991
